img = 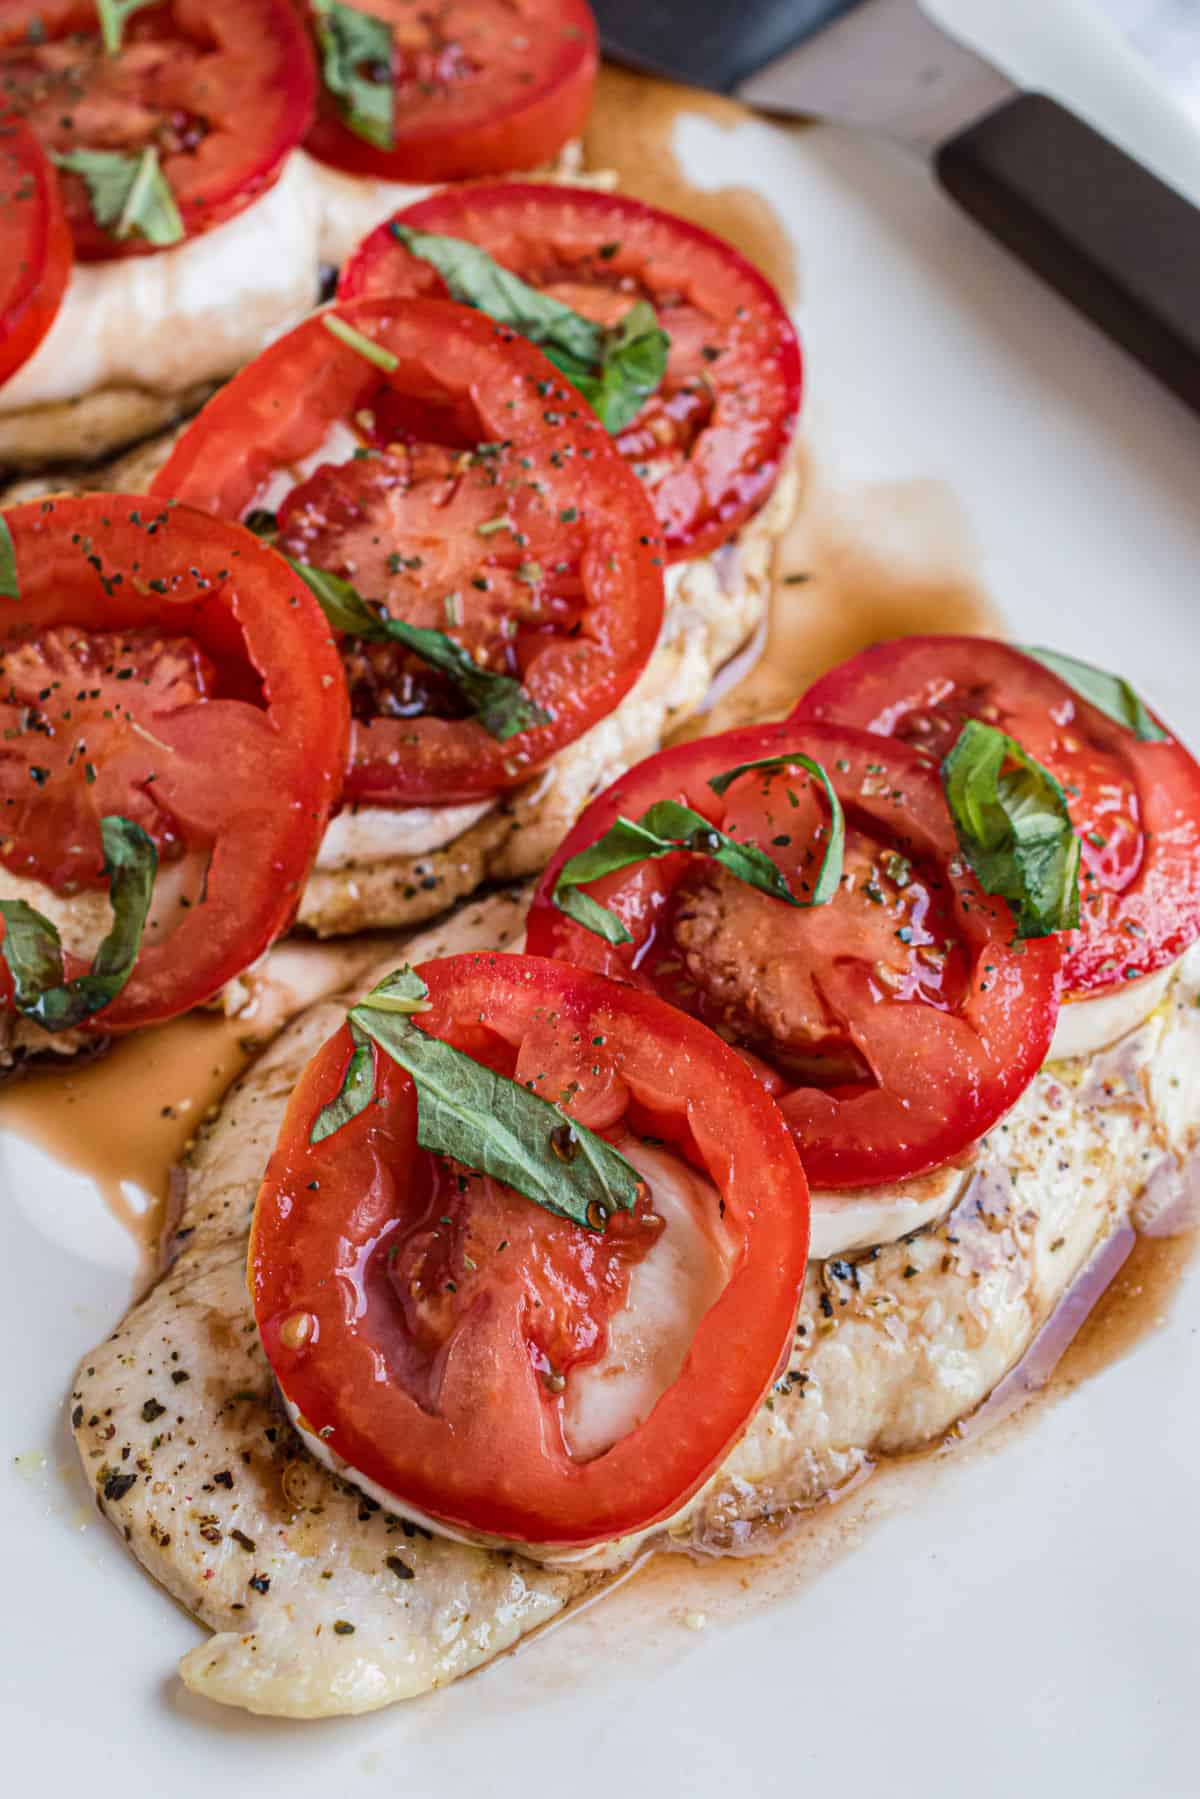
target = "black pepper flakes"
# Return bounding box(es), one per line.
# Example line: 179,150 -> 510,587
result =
386,1555 -> 415,1581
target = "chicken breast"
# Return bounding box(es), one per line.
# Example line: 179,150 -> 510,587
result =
69,892 -> 1200,1718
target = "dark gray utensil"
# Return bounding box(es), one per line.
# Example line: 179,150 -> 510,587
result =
592,0 -> 1200,417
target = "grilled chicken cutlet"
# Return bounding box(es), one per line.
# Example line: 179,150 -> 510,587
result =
69,891 -> 1200,1717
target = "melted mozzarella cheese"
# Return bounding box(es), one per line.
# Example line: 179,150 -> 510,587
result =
316,801 -> 496,869
253,420 -> 361,514
0,157 -> 320,413
289,1137 -> 735,1566
1049,962 -> 1177,1061
562,1139 -> 735,1462
296,152 -> 436,268
808,1160 -> 972,1262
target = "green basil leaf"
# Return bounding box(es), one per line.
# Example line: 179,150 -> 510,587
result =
310,1020 -> 375,1144
941,718 -> 1081,940
312,968 -> 644,1231
288,557 -> 551,742
0,816 -> 157,1031
321,311 -> 400,371
96,0 -> 161,55
565,300 -> 672,435
707,753 -> 845,905
312,0 -> 394,150
1020,645 -> 1167,743
0,515 -> 17,600
389,223 -> 670,434
53,145 -> 183,247
550,759 -> 844,944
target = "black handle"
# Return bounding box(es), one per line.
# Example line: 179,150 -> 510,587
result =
936,93 -> 1200,417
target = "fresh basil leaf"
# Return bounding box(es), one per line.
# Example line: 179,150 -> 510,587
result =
310,1020 -> 375,1144
941,718 -> 1081,940
313,968 -> 644,1231
707,753 -> 845,906
390,223 -> 670,434
288,558 -> 551,742
53,145 -> 183,247
565,300 -> 672,435
1020,645 -> 1167,743
551,768 -> 841,944
96,0 -> 161,55
312,0 -> 394,151
321,311 -> 400,371
0,816 -> 157,1032
0,515 -> 17,600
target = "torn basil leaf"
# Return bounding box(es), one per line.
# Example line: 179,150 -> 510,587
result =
96,0 -> 161,55
707,753 -> 845,906
321,310 -> 400,371
0,516 -> 17,600
309,1021 -> 375,1144
311,968 -> 644,1232
1020,645 -> 1167,744
941,718 -> 1081,940
390,223 -> 670,434
312,0 -> 394,151
53,145 -> 183,247
0,816 -> 157,1031
288,558 -> 551,741
551,767 -> 839,947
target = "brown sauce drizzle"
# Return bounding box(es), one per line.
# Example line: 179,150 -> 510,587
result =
584,66 -> 799,307
2,68 -> 1197,1661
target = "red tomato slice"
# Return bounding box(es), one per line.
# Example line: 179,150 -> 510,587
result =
791,636 -> 1200,999
303,0 -> 596,184
0,495 -> 348,1031
526,722 -> 1062,1189
250,952 -> 810,1548
0,116 -> 71,382
339,182 -> 803,562
0,0 -> 316,259
152,297 -> 665,809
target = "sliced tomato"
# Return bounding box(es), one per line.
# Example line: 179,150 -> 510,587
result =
0,495 -> 348,1031
152,296 -> 665,809
0,0 -> 316,259
0,116 -> 71,382
792,636 -> 1200,999
303,0 -> 596,184
250,952 -> 810,1548
339,183 -> 803,562
526,722 -> 1062,1189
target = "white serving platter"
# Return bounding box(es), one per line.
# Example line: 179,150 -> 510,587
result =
3,5 -> 1199,1795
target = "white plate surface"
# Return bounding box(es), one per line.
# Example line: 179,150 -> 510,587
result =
3,5 -> 1199,1795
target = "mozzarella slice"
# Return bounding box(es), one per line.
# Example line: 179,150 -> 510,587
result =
0,158 -> 320,413
316,801 -> 496,869
296,153 -> 437,268
290,1136 -> 736,1566
1049,961 -> 1177,1061
808,1160 -> 972,1262
562,1139 -> 735,1462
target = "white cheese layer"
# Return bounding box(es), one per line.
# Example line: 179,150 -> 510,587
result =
0,157 -> 320,413
289,1137 -> 735,1567
316,801 -> 496,869
808,1161 -> 972,1263
296,152 -> 435,268
1049,961 -> 1178,1061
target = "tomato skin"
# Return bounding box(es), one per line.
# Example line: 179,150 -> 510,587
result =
303,0 -> 597,183
0,0 -> 317,258
0,495 -> 349,1032
339,182 -> 803,561
250,952 -> 810,1548
152,297 -> 665,808
0,117 -> 71,383
526,721 -> 1062,1189
791,635 -> 1200,998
